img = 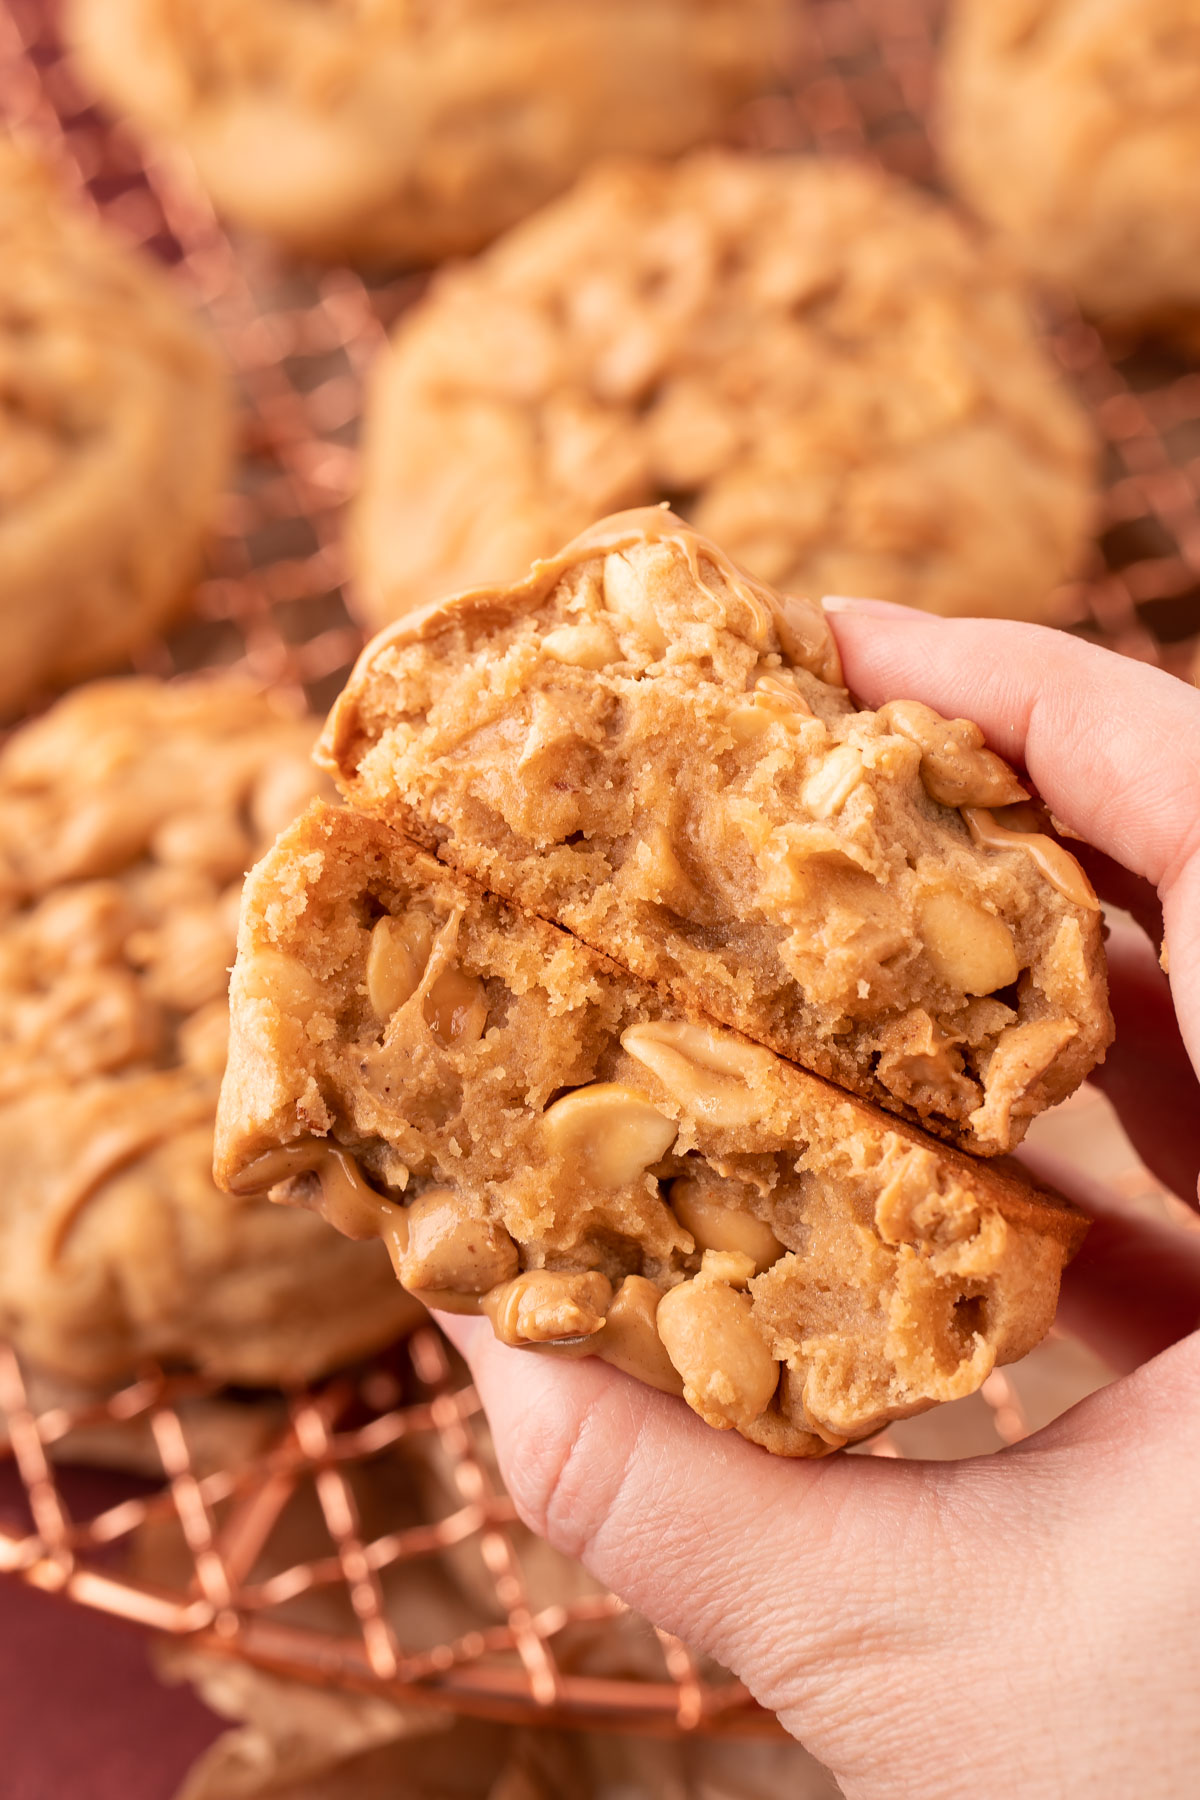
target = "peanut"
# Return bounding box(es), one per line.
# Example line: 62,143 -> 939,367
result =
398,1187 -> 518,1300
620,1020 -> 777,1130
593,1276 -> 684,1396
424,965 -> 488,1046
542,620 -> 619,670
669,1177 -> 784,1274
541,1083 -> 677,1187
239,949 -> 324,1023
802,744 -> 865,819
602,552 -> 667,655
366,911 -> 433,1018
483,1270 -> 613,1345
655,1275 -> 779,1430
917,890 -> 1020,995
878,700 -> 1027,810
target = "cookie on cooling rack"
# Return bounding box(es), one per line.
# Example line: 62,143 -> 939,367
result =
64,0 -> 790,264
940,0 -> 1200,341
214,801 -> 1088,1457
321,510 -> 1112,1157
0,676 -> 419,1386
0,140 -> 232,718
349,153 -> 1098,628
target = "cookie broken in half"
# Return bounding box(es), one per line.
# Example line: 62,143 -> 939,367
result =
215,802 -> 1088,1457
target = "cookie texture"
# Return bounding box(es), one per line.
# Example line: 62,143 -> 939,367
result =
940,0 -> 1200,338
215,802 -> 1087,1456
0,141 -> 232,717
323,511 -> 1112,1156
351,153 -> 1096,627
65,0 -> 789,264
0,677 -> 418,1384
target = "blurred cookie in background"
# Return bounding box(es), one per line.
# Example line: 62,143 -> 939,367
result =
351,154 -> 1097,630
63,0 -> 792,265
0,676 -> 419,1387
0,140 -> 232,719
940,0 -> 1200,343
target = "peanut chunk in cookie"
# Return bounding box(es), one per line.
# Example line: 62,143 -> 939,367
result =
484,1271 -> 613,1346
656,1263 -> 780,1432
541,1083 -> 677,1188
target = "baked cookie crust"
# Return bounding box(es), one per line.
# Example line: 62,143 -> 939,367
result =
65,0 -> 789,264
215,802 -> 1087,1457
940,0 -> 1200,340
322,511 -> 1112,1156
350,153 -> 1096,627
0,141 -> 231,717
0,677 -> 418,1384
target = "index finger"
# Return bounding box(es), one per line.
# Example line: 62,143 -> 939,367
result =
825,604 -> 1200,1075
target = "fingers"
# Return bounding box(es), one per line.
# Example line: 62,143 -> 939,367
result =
1089,922 -> 1200,1205
1018,1146 -> 1200,1372
825,604 -> 1200,1073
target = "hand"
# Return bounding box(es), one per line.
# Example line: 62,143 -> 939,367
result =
440,609 -> 1200,1800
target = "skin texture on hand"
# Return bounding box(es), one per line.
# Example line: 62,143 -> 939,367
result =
441,609 -> 1200,1800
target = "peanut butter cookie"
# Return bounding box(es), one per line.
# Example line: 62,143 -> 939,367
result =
940,0 -> 1200,339
322,511 -> 1112,1157
215,802 -> 1087,1457
351,154 -> 1096,626
0,141 -> 232,717
65,0 -> 790,265
0,677 -> 418,1385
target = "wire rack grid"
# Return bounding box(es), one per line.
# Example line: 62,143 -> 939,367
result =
0,0 -> 1194,1750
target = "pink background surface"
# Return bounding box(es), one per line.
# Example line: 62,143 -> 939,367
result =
0,1460 -> 222,1800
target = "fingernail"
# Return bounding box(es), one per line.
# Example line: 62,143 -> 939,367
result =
821,594 -> 922,619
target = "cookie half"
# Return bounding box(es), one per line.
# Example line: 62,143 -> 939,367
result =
351,153 -> 1096,625
322,511 -> 1112,1156
215,802 -> 1087,1457
0,141 -> 232,716
0,677 -> 419,1384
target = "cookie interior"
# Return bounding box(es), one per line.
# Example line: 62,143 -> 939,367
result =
218,801 -> 1086,1456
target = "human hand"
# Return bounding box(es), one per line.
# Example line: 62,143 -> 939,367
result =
440,611 -> 1200,1800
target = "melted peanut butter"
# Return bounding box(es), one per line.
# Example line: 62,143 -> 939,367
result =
228,1140 -> 408,1245
360,506 -> 843,688
962,808 -> 1100,912
228,1140 -> 489,1307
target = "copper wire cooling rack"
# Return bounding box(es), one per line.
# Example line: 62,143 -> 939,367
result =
0,0 -> 1196,1747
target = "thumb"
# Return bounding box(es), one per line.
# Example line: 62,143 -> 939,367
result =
439,1314 -> 958,1733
